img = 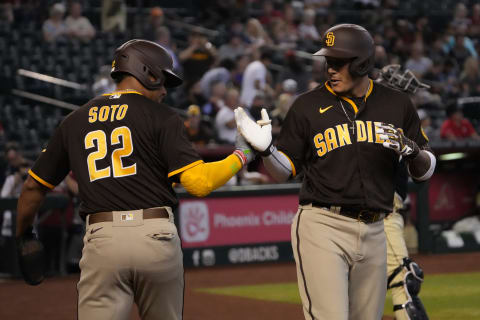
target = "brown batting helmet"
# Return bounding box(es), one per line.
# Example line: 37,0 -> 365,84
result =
111,39 -> 182,89
314,24 -> 375,77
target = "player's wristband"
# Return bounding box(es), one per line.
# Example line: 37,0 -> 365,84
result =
259,142 -> 275,157
233,150 -> 247,167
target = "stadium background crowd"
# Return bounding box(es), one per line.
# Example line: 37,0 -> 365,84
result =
1,0 -> 480,274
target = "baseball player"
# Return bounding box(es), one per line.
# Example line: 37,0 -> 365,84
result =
235,24 -> 436,320
15,39 -> 255,320
378,64 -> 431,320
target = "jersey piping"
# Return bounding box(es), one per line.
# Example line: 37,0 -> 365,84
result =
29,169 -> 55,189
324,79 -> 374,114
102,90 -> 144,96
279,150 -> 296,177
167,160 -> 204,178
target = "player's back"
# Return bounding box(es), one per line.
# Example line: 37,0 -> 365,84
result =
61,91 -> 186,216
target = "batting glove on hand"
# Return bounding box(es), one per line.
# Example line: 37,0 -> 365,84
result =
234,107 -> 273,156
234,131 -> 256,167
375,122 -> 419,159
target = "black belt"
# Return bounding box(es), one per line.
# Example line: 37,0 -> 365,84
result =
311,203 -> 385,224
88,208 -> 169,225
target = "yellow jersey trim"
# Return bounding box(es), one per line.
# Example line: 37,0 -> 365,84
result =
279,151 -> 296,177
102,90 -> 143,96
28,169 -> 55,189
168,160 -> 204,178
324,79 -> 374,115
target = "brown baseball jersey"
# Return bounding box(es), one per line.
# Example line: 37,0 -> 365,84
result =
276,80 -> 429,212
29,90 -> 202,218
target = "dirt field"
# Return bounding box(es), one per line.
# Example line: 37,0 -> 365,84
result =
1,252 -> 480,320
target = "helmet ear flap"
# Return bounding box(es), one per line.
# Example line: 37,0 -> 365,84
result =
349,55 -> 375,77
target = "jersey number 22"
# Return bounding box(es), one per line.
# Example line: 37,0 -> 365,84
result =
85,126 -> 137,182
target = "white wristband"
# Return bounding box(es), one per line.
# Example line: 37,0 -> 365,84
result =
408,150 -> 436,181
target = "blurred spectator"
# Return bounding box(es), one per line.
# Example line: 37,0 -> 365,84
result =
354,0 -> 380,10
1,159 -> 31,237
218,32 -> 247,61
201,80 -> 227,118
3,142 -> 25,179
179,29 -> 217,91
215,87 -> 240,144
199,58 -> 236,99
154,26 -> 180,72
277,50 -> 310,94
298,8 -> 320,42
282,3 -> 299,43
244,18 -> 273,49
183,105 -> 214,146
258,1 -> 282,26
42,3 -> 68,42
1,159 -> 31,198
459,56 -> 480,97
0,3 -> 14,24
440,102 -> 480,140
270,17 -> 298,50
101,0 -> 126,32
470,4 -> 480,38
65,2 -> 95,41
249,91 -> 268,122
92,65 -> 117,96
240,47 -> 274,108
443,24 -> 477,60
143,6 -> 164,41
271,80 -> 297,138
417,109 -> 438,141
404,42 -> 432,78
451,3 -> 471,29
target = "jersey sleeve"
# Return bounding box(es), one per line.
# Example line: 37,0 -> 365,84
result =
158,113 -> 203,182
403,97 -> 429,148
30,125 -> 70,189
275,103 -> 308,174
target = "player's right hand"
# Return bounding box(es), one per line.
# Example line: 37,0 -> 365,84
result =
234,107 -> 272,153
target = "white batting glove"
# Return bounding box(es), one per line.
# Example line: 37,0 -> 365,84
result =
375,122 -> 419,159
234,107 -> 273,155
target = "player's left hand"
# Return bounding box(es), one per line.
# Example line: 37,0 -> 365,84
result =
375,122 -> 419,159
16,228 -> 47,286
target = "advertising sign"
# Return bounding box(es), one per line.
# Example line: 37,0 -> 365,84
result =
179,195 -> 299,248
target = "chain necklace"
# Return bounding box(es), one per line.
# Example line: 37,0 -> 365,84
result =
339,99 -> 356,135
337,81 -> 371,136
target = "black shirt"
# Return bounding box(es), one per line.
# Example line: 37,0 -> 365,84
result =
30,91 -> 202,218
276,80 -> 429,212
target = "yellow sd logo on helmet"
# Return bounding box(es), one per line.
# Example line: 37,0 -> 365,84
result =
325,32 -> 335,46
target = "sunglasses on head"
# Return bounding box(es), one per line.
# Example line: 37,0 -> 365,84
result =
325,57 -> 353,70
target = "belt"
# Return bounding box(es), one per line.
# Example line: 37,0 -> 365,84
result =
312,203 -> 385,224
88,208 -> 169,225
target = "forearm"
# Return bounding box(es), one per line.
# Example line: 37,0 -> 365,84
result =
407,150 -> 436,181
262,147 -> 294,182
180,154 -> 243,197
16,176 -> 49,237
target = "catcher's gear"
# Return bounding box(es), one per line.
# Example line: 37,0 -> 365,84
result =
314,24 -> 375,77
16,228 -> 47,286
379,65 -> 430,94
111,39 -> 182,89
388,258 -> 429,320
234,132 -> 256,166
234,107 -> 273,156
375,123 -> 420,159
